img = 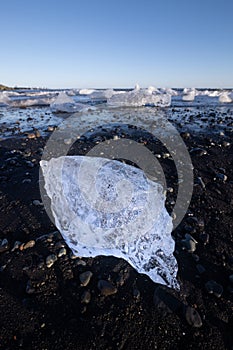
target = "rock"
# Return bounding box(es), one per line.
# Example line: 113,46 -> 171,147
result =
26,280 -> 35,294
81,290 -> 91,304
98,280 -> 117,296
205,280 -> 223,298
229,275 -> 233,284
79,271 -> 93,286
32,200 -> 43,206
190,148 -> 207,156
133,288 -> 140,300
75,259 -> 87,266
196,177 -> 205,189
11,241 -> 21,252
216,173 -> 227,182
0,238 -> 9,253
25,161 -> 34,168
199,232 -> 209,245
23,240 -> 36,250
64,138 -> 72,145
181,234 -> 197,253
196,264 -> 206,274
27,133 -> 36,139
46,254 -> 58,268
184,306 -> 202,328
58,247 -> 67,257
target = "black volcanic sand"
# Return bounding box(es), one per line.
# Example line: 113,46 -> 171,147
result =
0,123 -> 233,350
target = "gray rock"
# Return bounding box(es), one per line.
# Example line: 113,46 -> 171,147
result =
32,200 -> 43,206
46,254 -> 58,268
184,306 -> 202,328
229,274 -> 233,284
81,290 -> 91,304
205,280 -> 223,298
181,234 -> 197,253
98,280 -> 117,296
0,238 -> 9,253
216,173 -> 227,182
79,271 -> 93,286
196,264 -> 206,274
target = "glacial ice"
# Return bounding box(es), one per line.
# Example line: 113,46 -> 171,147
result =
219,92 -> 232,103
182,88 -> 196,101
40,156 -> 179,289
107,86 -> 171,107
50,92 -> 89,113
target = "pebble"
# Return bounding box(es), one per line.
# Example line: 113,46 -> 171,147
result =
79,271 -> 93,286
190,147 -> 207,156
0,238 -> 9,253
75,259 -> 87,266
98,280 -> 118,296
197,177 -> 205,189
205,280 -> 223,298
46,254 -> 58,268
199,232 -> 209,245
23,240 -> 36,250
184,306 -> 202,328
229,275 -> 233,284
196,264 -> 206,274
133,288 -> 140,300
81,290 -> 91,304
64,138 -> 72,145
27,133 -> 36,139
58,247 -> 67,257
32,200 -> 43,206
181,234 -> 198,253
216,173 -> 227,182
11,241 -> 21,252
26,280 -> 35,294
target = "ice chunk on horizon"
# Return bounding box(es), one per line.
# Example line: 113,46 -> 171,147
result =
219,92 -> 232,103
50,92 -> 89,113
40,156 -> 179,289
182,88 -> 196,101
107,86 -> 171,107
0,92 -> 11,105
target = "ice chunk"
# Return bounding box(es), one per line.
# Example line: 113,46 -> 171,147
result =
50,92 -> 88,113
0,92 -> 10,105
182,88 -> 196,101
219,92 -> 232,103
40,156 -> 179,289
107,86 -> 171,107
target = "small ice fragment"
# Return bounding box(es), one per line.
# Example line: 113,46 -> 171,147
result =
40,156 -> 179,289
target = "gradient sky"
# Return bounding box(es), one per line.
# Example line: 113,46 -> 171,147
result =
1,0 -> 233,88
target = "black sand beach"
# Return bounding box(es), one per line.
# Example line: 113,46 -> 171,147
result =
0,119 -> 233,349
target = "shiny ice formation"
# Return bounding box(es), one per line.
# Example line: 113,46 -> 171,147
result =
40,156 -> 179,289
107,85 -> 171,107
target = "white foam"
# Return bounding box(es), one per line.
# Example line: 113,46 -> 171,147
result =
41,156 -> 179,289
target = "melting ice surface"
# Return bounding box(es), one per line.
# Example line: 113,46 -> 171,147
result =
40,156 -> 179,289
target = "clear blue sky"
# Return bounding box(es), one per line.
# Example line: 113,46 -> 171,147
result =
1,0 -> 233,88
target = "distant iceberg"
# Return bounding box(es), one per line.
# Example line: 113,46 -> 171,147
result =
107,85 -> 171,107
